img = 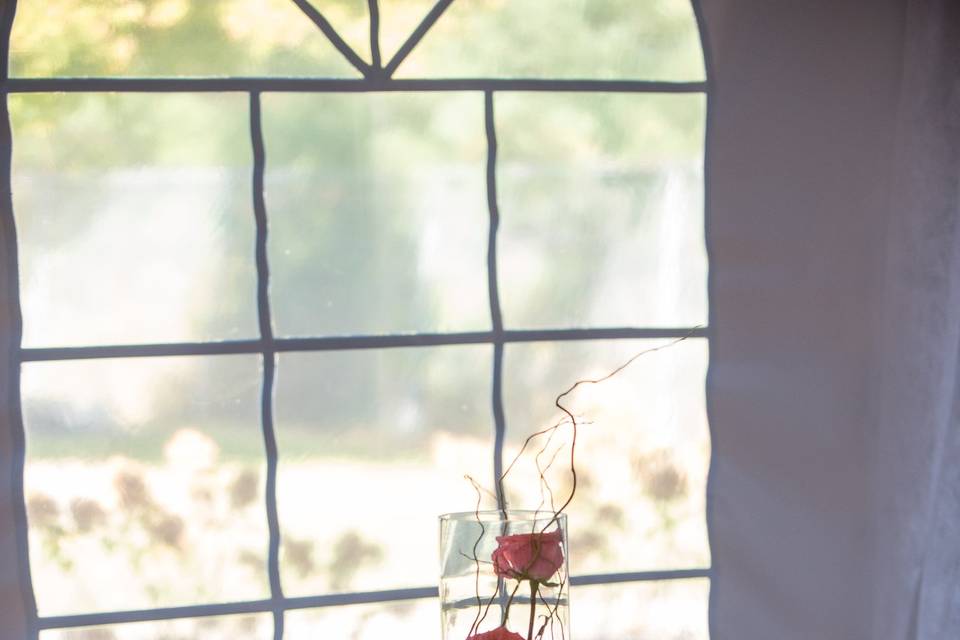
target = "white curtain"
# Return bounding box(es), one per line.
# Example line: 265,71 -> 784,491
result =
872,0 -> 960,638
703,0 -> 960,638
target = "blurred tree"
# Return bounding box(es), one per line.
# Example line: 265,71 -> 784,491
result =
11,0 -> 705,454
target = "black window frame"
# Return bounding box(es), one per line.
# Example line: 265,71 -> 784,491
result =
0,1 -> 714,637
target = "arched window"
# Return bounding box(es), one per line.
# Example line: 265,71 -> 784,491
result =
1,1 -> 710,638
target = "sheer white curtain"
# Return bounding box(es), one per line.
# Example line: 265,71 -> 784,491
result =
872,1 -> 960,638
703,0 -> 960,638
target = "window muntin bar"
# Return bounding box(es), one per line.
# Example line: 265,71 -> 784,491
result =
19,328 -> 708,362
36,569 -> 712,630
3,77 -> 707,94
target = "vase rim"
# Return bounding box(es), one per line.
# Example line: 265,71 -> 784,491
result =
439,509 -> 568,523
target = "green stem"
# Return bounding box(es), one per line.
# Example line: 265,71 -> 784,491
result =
527,580 -> 539,640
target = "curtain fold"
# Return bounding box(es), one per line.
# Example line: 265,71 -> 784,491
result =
702,1 -> 904,638
704,0 -> 960,637
872,1 -> 960,638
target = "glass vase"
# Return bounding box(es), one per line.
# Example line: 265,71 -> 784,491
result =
439,510 -> 570,640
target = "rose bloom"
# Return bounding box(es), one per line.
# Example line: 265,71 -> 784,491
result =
468,626 -> 525,640
491,530 -> 564,581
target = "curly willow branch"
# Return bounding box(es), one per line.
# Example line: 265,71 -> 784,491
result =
464,327 -> 701,638
465,474 -> 488,639
542,327 -> 702,532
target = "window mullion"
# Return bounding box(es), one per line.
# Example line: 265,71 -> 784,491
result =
1,0 -> 39,637
250,90 -> 286,640
484,90 -> 508,509
368,0 -> 382,72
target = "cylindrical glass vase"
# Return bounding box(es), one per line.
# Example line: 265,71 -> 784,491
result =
440,510 -> 570,640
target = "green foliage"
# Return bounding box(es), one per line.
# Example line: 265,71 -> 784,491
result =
10,0 -> 359,77
400,0 -> 705,80
13,1 -> 705,451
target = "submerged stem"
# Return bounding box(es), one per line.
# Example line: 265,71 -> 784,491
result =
502,580 -> 522,626
527,581 -> 539,640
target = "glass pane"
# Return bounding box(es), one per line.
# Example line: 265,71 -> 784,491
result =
573,579 -> 709,640
23,355 -> 268,615
502,339 -> 710,574
10,0 -> 359,78
274,346 -> 496,595
40,614 -> 273,640
11,93 -> 257,347
285,600 -> 435,639
379,0 -> 437,63
314,0 -> 372,65
495,93 -> 707,329
263,92 -> 489,337
398,0 -> 705,80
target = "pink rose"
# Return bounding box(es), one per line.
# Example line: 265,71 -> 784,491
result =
467,626 -> 525,640
491,530 -> 564,582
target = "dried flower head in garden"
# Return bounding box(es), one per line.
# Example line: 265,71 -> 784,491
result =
147,513 -> 185,550
26,493 -> 59,530
229,469 -> 259,510
70,498 -> 107,534
638,450 -> 689,503
114,468 -> 152,512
